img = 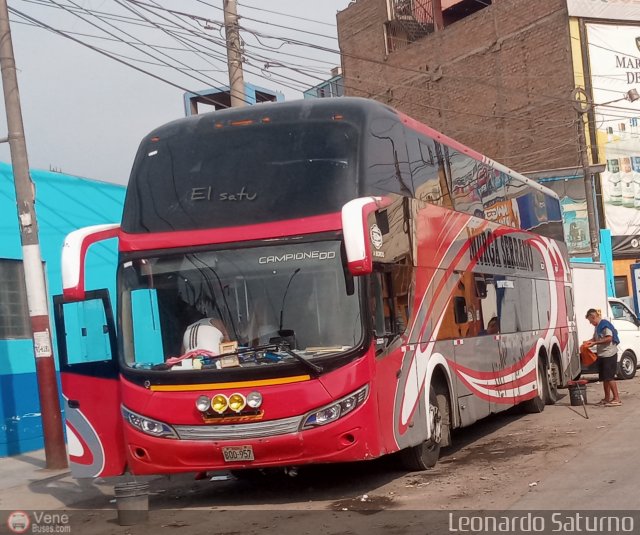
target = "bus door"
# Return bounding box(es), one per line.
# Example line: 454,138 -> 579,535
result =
470,274 -> 520,413
53,290 -> 126,478
494,276 -> 537,408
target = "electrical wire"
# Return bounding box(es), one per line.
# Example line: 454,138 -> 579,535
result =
191,0 -> 339,41
58,0 -> 229,84
236,1 -> 337,28
120,0 -> 311,94
13,1 -> 630,161
112,0 -> 255,105
8,6 -> 231,108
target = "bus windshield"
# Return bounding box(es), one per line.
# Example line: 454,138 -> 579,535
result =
122,121 -> 359,233
119,241 -> 363,372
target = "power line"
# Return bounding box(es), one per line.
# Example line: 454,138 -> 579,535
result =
236,1 -> 337,28
25,1 -> 582,127
117,1 -> 319,93
8,6 -> 232,108
191,0 -> 339,41
113,0 -> 255,105
15,2 -> 608,137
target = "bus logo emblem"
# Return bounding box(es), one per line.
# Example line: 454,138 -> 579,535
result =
370,224 -> 383,250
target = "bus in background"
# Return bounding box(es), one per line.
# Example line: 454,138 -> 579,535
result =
54,98 -> 580,478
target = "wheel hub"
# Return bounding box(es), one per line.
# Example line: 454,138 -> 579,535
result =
429,403 -> 442,444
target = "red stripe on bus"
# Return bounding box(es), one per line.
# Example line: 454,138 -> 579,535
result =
118,213 -> 343,251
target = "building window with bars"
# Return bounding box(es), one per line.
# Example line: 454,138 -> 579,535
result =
0,259 -> 31,339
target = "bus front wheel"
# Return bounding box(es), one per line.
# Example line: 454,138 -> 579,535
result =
399,385 -> 450,471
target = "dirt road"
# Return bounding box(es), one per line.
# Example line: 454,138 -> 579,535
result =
6,377 -> 640,534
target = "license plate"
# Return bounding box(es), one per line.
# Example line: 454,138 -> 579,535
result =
222,445 -> 254,462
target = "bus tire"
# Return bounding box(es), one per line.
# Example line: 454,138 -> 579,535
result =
521,360 -> 546,413
399,385 -> 449,471
544,353 -> 561,405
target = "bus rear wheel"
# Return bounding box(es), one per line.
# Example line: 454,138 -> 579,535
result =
521,359 -> 546,413
544,353 -> 561,405
399,385 -> 450,471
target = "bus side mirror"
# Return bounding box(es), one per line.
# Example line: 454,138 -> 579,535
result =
341,196 -> 392,276
62,224 -> 120,302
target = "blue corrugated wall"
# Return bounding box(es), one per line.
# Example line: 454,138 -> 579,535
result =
0,162 -> 125,456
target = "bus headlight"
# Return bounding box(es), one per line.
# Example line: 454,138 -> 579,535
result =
301,385 -> 369,430
247,391 -> 262,409
121,406 -> 177,439
195,395 -> 211,412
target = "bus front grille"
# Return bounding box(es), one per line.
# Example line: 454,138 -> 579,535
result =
173,415 -> 303,440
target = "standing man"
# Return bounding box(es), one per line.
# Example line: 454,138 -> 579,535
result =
584,308 -> 621,406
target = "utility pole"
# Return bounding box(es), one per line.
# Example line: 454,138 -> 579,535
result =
223,0 -> 245,107
578,114 -> 600,260
0,0 -> 67,468
572,87 -> 600,260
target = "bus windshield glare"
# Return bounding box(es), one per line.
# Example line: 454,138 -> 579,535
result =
119,241 -> 363,371
122,121 -> 359,233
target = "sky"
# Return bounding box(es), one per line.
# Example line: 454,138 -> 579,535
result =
1,0 -> 351,184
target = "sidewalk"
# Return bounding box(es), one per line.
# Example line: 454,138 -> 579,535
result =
0,450 -> 114,510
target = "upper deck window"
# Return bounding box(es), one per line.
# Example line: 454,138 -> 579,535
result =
122,121 -> 359,233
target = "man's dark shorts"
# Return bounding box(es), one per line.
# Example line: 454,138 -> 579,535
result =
598,355 -> 618,381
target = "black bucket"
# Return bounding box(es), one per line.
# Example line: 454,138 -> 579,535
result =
114,481 -> 149,526
568,383 -> 587,406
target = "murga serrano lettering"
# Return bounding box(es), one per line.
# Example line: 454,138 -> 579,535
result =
467,229 -> 535,271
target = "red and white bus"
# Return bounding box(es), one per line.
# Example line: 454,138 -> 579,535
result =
54,98 -> 580,478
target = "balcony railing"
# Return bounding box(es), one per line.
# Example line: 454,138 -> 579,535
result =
386,0 -> 435,49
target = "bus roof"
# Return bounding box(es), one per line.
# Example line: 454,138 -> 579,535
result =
141,97 -> 558,202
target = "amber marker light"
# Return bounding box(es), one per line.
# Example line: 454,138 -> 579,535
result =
228,393 -> 247,413
211,394 -> 229,414
230,119 -> 253,127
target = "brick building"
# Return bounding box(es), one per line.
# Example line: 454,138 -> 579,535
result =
337,0 -> 640,305
336,0 -> 582,175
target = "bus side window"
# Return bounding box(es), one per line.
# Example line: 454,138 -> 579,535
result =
369,264 -> 414,338
405,130 -> 452,208
448,147 -> 483,218
370,272 -> 389,335
453,297 -> 467,324
365,116 -> 412,196
476,275 -> 500,335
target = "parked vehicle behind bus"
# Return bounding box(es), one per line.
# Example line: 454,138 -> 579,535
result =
571,262 -> 638,380
54,98 -> 580,478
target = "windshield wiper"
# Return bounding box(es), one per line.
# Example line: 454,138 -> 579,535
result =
152,342 -> 323,376
279,345 -> 323,377
236,342 -> 323,377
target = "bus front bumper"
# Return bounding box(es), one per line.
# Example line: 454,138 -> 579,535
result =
123,403 -> 383,475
